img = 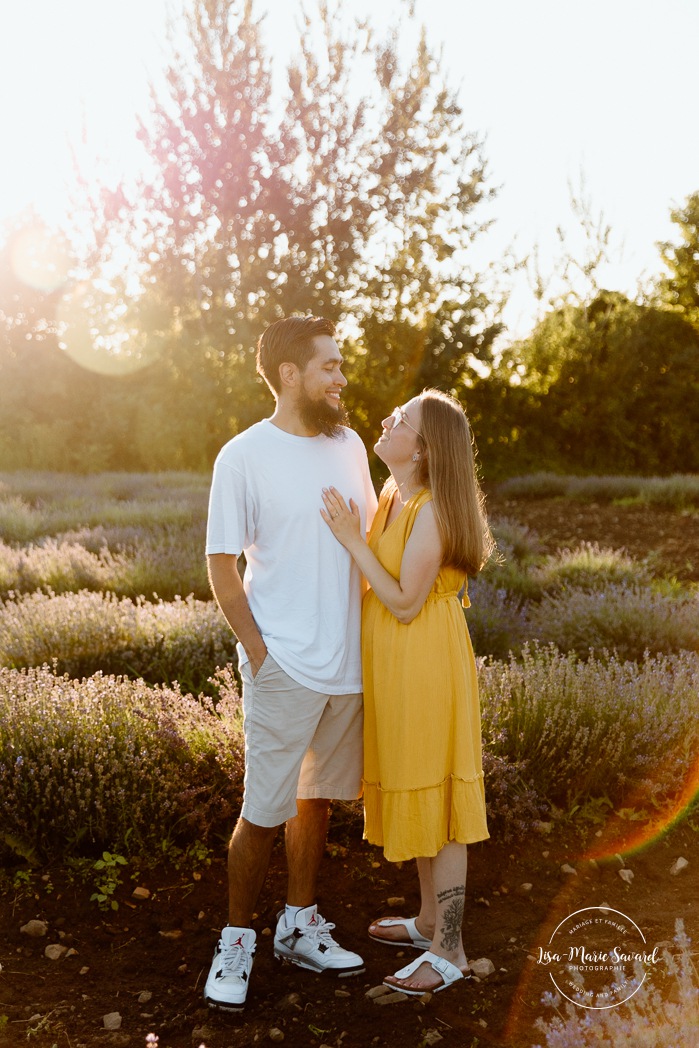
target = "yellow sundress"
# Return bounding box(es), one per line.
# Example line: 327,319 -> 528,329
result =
361,487 -> 489,862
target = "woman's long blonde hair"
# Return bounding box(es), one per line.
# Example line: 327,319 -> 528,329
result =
413,389 -> 494,575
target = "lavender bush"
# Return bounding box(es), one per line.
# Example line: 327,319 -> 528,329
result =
534,920 -> 699,1047
0,524 -> 209,601
466,572 -> 696,663
465,578 -> 529,660
495,472 -> 699,508
1,646 -> 696,860
490,517 -> 543,564
0,665 -> 244,862
478,645 -> 699,808
526,584 -> 699,661
481,748 -> 547,842
0,469 -> 208,504
0,590 -> 238,693
484,518 -> 546,603
0,471 -> 208,543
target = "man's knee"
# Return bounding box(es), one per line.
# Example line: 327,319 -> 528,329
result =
296,797 -> 331,811
230,816 -> 280,847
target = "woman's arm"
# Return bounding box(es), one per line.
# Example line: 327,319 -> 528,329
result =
321,487 -> 442,624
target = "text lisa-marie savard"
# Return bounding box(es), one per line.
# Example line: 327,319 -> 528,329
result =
537,946 -> 659,967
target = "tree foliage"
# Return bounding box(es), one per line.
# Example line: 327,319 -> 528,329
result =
658,191 -> 699,331
124,0 -> 500,456
2,4 -> 698,479
508,291 -> 699,473
0,0 -> 503,472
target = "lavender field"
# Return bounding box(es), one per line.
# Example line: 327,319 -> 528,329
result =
1,470 -> 697,864
1,471 -> 699,1048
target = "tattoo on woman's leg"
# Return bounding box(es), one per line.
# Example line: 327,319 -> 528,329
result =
438,888 -> 465,953
436,886 -> 462,904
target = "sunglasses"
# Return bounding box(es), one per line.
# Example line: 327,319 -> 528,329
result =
390,406 -> 422,438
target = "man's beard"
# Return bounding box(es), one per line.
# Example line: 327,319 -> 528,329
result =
298,386 -> 349,439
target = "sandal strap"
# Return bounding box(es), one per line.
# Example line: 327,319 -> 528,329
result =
371,917 -> 431,947
393,950 -> 466,986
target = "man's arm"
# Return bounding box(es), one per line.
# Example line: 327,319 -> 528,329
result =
207,553 -> 268,677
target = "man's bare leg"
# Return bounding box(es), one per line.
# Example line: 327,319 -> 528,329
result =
227,817 -> 278,927
285,798 -> 330,906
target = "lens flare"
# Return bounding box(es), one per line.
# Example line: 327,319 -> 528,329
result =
11,224 -> 71,292
584,753 -> 699,863
56,282 -> 160,376
501,756 -> 699,1043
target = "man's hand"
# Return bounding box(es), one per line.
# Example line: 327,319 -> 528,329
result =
207,553 -> 267,675
248,645 -> 269,679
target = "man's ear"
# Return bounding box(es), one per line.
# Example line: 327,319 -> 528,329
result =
278,361 -> 300,389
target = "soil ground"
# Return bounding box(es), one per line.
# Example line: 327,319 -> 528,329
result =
488,495 -> 699,582
1,498 -> 698,1048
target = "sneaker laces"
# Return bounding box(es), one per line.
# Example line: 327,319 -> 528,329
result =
300,913 -> 339,950
220,939 -> 251,978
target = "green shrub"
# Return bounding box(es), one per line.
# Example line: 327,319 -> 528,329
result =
0,665 -> 243,862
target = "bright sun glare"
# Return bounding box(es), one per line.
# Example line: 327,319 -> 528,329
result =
0,1 -> 169,373
0,1 -> 166,226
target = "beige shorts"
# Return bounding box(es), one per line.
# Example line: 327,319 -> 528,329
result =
239,654 -> 363,828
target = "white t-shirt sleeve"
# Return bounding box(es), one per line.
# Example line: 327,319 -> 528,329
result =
206,459 -> 254,555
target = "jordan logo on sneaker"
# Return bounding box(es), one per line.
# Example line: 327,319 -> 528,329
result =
232,936 -> 244,947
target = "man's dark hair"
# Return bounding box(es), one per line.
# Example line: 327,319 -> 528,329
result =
256,315 -> 336,395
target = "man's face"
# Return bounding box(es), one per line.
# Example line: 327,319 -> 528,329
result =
297,336 -> 349,437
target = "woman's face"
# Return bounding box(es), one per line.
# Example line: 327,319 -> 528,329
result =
374,397 -> 423,466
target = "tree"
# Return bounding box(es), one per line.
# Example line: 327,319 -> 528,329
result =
117,0 -> 499,461
510,291 -> 699,473
657,190 -> 699,331
2,0 -> 501,472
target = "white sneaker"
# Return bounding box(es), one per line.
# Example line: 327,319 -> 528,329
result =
204,926 -> 256,1011
274,905 -> 365,976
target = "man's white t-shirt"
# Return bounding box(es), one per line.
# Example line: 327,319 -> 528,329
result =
206,419 -> 377,693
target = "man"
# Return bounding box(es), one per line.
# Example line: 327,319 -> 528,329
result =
204,315 -> 377,1011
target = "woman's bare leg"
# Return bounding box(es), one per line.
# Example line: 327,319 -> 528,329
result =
384,842 -> 469,992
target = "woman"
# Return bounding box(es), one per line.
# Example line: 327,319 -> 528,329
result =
321,388 -> 493,996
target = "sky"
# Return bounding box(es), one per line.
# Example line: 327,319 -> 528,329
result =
1,0 -> 698,340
